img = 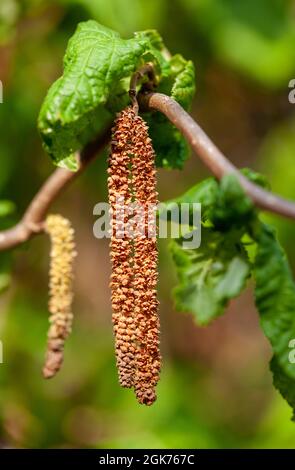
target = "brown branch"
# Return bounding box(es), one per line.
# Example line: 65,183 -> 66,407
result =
0,127 -> 111,251
1,88 -> 295,253
139,92 -> 295,220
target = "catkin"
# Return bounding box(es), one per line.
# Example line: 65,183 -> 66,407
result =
108,106 -> 161,405
43,214 -> 76,379
108,108 -> 137,388
130,114 -> 161,406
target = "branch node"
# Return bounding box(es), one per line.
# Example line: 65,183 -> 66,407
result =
129,63 -> 157,114
24,220 -> 45,234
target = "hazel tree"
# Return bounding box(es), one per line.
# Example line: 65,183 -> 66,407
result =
1,21 -> 295,415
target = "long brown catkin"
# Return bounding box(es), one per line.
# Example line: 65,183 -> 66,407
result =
108,108 -> 137,388
108,106 -> 161,405
130,114 -> 161,405
43,214 -> 76,379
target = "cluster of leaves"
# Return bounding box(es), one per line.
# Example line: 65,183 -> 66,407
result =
166,172 -> 295,419
0,16 -> 291,422
38,20 -> 195,170
1,1 -> 295,446
37,20 -> 295,418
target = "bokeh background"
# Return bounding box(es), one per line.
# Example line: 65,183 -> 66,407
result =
0,0 -> 295,449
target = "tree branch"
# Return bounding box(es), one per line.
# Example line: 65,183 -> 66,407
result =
140,92 -> 295,220
1,89 -> 295,253
0,127 -> 111,251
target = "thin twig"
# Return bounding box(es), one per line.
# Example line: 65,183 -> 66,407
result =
0,127 -> 111,251
139,92 -> 295,220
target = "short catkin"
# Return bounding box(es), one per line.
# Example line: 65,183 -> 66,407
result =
108,106 -> 161,405
43,214 -> 76,379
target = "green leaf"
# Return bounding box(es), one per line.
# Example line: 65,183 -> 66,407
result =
145,113 -> 190,170
166,171 -> 295,417
167,174 -> 258,324
211,173 -> 254,230
254,223 -> 295,380
271,356 -> 295,421
38,21 -> 195,170
164,171 -> 257,225
164,177 -> 219,220
171,55 -> 196,110
240,168 -> 270,190
38,21 -> 151,169
170,227 -> 250,325
144,53 -> 195,169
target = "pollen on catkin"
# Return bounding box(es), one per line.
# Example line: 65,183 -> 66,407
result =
108,106 -> 161,405
108,108 -> 137,388
131,114 -> 161,406
43,214 -> 76,379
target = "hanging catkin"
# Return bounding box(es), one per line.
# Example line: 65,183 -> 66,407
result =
130,114 -> 161,406
108,106 -> 161,405
108,108 -> 137,388
43,214 -> 76,379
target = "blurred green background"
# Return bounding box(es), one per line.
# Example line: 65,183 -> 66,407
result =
0,0 -> 295,449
